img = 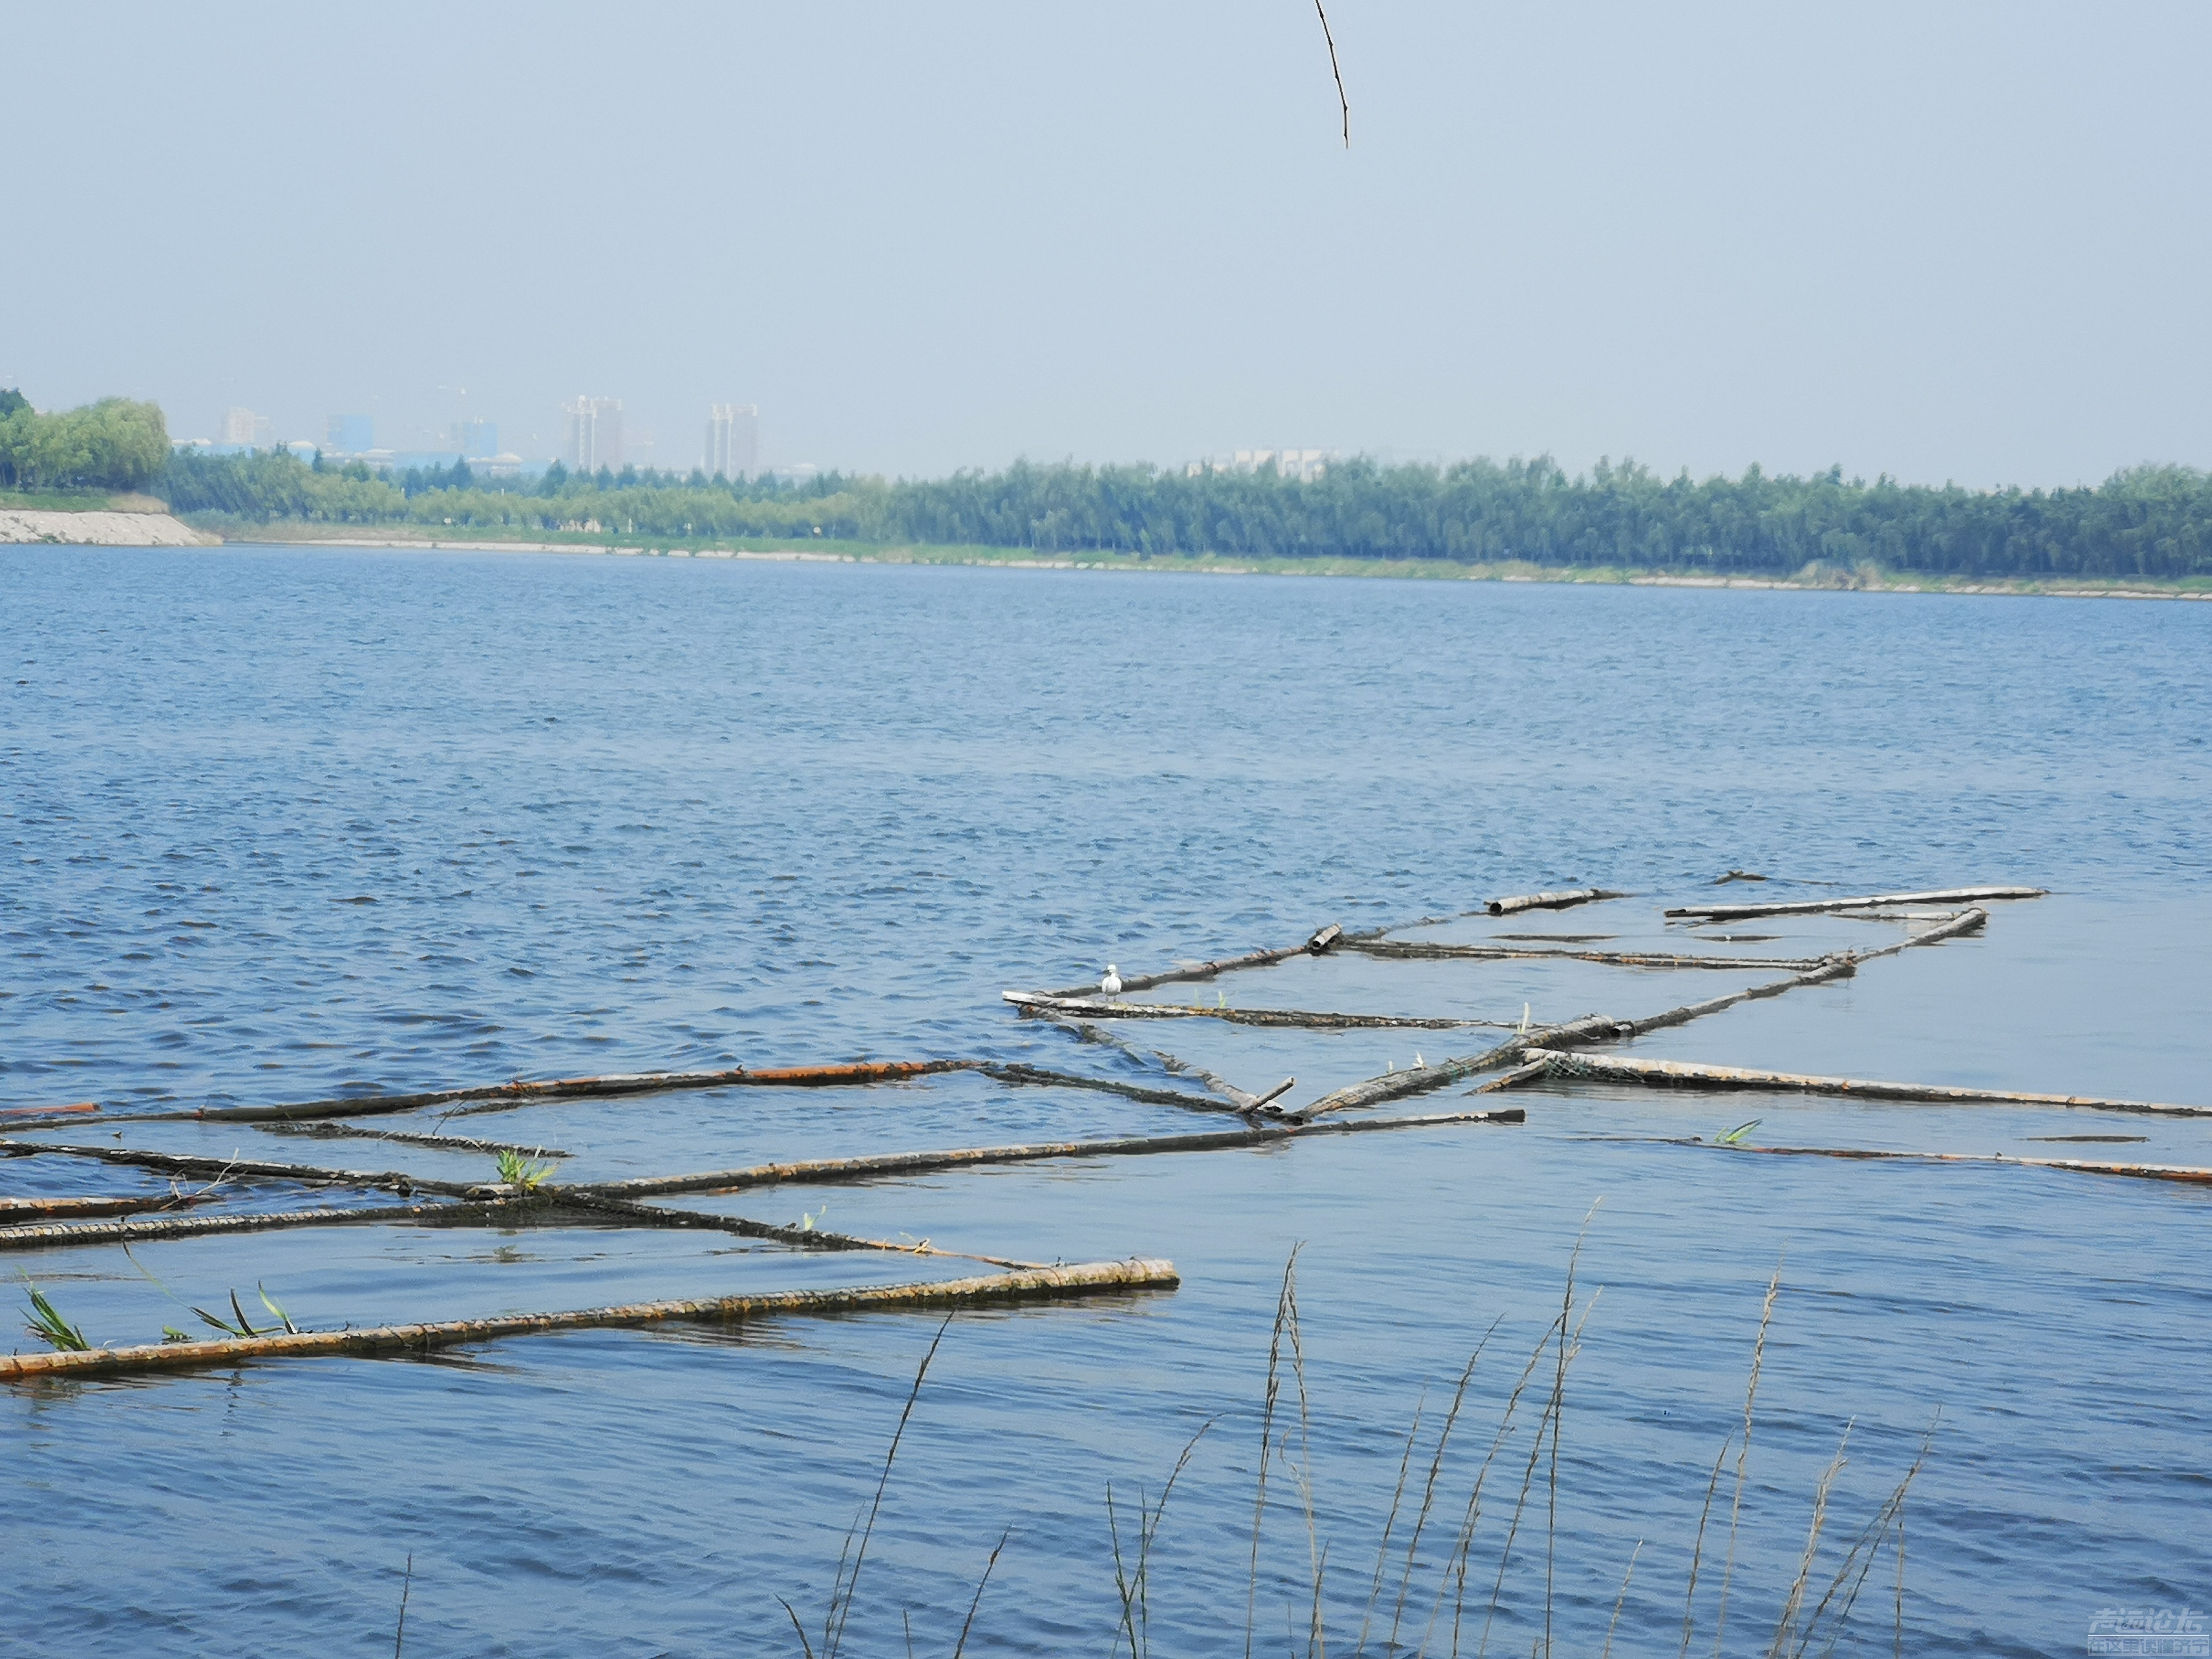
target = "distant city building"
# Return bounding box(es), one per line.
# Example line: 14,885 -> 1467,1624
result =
221,407 -> 275,448
705,403 -> 759,480
452,419 -> 499,459
563,397 -> 623,471
326,414 -> 374,454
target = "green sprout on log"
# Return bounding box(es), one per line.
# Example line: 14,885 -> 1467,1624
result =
23,1281 -> 90,1352
494,1149 -> 555,1190
1718,1119 -> 1762,1145
190,1284 -> 298,1339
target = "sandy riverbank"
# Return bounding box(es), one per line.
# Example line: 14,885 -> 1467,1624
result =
0,509 -> 218,547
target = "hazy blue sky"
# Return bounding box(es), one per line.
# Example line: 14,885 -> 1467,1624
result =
7,2 -> 2208,484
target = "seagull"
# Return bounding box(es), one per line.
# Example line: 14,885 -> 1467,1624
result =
1415,1051 -> 1425,1068
1100,964 -> 1122,997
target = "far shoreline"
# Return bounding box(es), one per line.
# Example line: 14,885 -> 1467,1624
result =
51,514 -> 2212,602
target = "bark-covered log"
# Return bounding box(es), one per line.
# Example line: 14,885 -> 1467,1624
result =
0,1191 -> 209,1222
1346,942 -> 1820,971
1638,1137 -> 2212,1188
0,1198 -> 535,1252
555,1191 -> 1042,1269
1843,907 -> 1988,959
1042,922 -> 1355,1000
27,1059 -> 984,1129
1520,1050 -> 2211,1118
1288,1014 -> 1635,1122
1663,886 -> 2043,922
1484,888 -> 1629,916
1290,955 -> 1866,1122
0,1258 -> 1184,1382
1004,990 -> 1492,1029
255,1121 -> 573,1158
577,1108 -> 1527,1201
0,1137 -> 480,1197
974,1062 -> 1246,1114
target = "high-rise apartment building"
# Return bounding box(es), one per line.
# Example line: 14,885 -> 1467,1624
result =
564,397 -> 623,471
705,403 -> 759,480
221,407 -> 275,447
326,414 -> 374,454
452,419 -> 499,459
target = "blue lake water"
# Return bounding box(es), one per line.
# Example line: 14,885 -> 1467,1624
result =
3,545 -> 2209,1657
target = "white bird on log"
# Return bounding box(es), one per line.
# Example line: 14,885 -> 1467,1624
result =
1100,965 -> 1122,996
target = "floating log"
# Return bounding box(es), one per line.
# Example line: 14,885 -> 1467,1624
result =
255,1121 -> 572,1158
575,1108 -> 1527,1201
0,1191 -> 210,1222
1484,888 -> 1629,917
1004,990 -> 1492,1029
1290,957 -> 1865,1122
0,1198 -> 530,1252
1036,1017 -> 1293,1114
0,1258 -> 1183,1382
1042,922 -> 1355,1000
1664,886 -> 2044,922
0,1138 -> 481,1197
1288,1015 -> 1629,1122
6,1059 -> 984,1131
974,1061 -> 1245,1114
1513,1050 -> 2212,1118
1631,1137 -> 2212,1190
1345,941 -> 1820,971
0,1103 -> 98,1122
1843,907 -> 1987,959
556,1191 -> 1043,1270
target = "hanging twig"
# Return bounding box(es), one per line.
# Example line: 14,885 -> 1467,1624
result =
1315,1 -> 1349,146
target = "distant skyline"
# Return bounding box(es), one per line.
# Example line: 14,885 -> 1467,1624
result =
7,2 -> 2211,488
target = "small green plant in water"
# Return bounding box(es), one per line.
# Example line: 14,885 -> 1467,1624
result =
190,1284 -> 298,1339
494,1148 -> 555,1190
1718,1118 -> 1762,1145
798,1204 -> 827,1232
23,1281 -> 90,1352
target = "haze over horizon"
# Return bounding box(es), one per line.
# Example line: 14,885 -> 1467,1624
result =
7,1 -> 2209,488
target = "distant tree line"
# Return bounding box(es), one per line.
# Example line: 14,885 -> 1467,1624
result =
0,392 -> 170,492
154,442 -> 2212,580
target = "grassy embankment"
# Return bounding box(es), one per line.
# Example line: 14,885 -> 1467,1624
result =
1,489 -> 170,514
186,515 -> 2212,598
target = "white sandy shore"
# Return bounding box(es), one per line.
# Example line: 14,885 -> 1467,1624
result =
0,509 -> 218,547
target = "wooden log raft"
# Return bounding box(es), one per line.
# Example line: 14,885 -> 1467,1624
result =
1344,942 -> 1820,971
1484,888 -> 1629,917
1664,886 -> 2044,923
1042,922 -> 1352,1000
575,1108 -> 1528,1201
0,1258 -> 1182,1382
1515,1050 -> 2212,1118
1003,991 -> 1493,1030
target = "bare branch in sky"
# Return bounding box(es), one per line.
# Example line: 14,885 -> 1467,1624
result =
1315,1 -> 1349,146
